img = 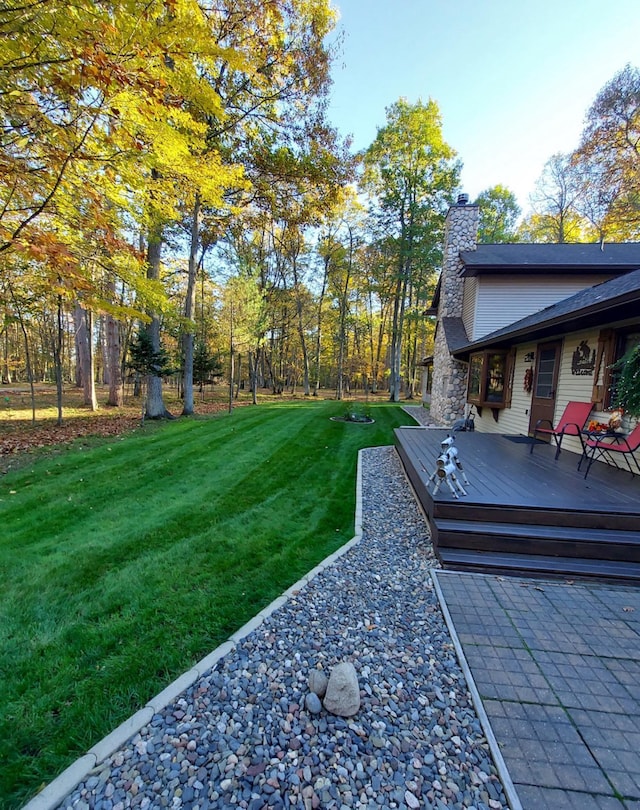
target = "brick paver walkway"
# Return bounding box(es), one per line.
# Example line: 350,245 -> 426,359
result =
434,571 -> 640,810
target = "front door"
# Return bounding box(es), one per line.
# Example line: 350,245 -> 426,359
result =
528,341 -> 562,438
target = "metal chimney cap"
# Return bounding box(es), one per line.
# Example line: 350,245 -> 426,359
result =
457,193 -> 469,205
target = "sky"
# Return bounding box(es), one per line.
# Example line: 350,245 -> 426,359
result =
326,0 -> 640,216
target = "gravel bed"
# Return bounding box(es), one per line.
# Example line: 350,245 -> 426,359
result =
57,446 -> 507,810
400,406 -> 436,427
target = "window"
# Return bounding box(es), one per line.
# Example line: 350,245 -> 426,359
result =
535,345 -> 557,398
466,350 -> 512,410
468,354 -> 483,400
592,329 -> 640,409
486,353 -> 506,402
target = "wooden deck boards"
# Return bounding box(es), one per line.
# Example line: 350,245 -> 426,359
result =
395,427 -> 640,581
396,427 -> 639,512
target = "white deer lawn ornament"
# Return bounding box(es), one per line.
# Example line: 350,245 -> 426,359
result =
426,435 -> 470,499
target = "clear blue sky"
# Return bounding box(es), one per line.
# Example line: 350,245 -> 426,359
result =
327,0 -> 640,215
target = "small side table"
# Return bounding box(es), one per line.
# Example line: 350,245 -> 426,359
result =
578,429 -> 628,478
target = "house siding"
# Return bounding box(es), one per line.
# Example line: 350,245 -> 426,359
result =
462,277 -> 477,339
472,326 -> 639,472
473,330 -> 600,455
549,330 -> 599,456
471,344 -> 536,436
472,275 -> 613,340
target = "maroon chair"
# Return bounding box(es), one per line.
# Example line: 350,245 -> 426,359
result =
530,401 -> 593,459
583,423 -> 640,478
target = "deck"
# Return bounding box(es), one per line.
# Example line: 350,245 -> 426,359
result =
395,426 -> 640,582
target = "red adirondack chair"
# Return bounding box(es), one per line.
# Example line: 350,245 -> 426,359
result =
582,422 -> 640,478
530,401 -> 593,459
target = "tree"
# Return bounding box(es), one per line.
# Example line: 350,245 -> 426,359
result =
474,185 -> 521,243
573,64 -> 640,240
175,0 -> 345,413
525,153 -> 585,243
611,342 -> 640,418
193,342 -> 222,395
0,0 -> 217,253
1,0 -> 243,423
363,98 -> 460,401
127,327 -> 171,422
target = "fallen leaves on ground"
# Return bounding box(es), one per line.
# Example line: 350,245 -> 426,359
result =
0,399 -> 245,474
0,415 -> 140,466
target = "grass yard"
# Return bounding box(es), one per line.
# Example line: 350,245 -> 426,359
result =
0,398 -> 415,808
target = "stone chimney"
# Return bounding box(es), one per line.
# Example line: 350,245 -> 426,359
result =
440,195 -> 478,318
429,196 -> 479,424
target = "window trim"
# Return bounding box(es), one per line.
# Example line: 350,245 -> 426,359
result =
466,349 -> 512,410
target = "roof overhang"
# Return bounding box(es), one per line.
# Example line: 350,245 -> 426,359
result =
459,265 -> 634,278
460,243 -> 640,277
452,293 -> 640,360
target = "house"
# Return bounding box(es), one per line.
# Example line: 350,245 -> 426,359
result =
428,197 -> 640,458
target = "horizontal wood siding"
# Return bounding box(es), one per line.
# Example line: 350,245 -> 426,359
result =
553,329 -> 599,456
462,277 -> 478,340
475,331 -> 598,451
473,275 -> 612,339
472,327 -> 638,469
473,344 -> 538,435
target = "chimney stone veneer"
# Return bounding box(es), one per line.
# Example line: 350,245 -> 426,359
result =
430,202 -> 478,424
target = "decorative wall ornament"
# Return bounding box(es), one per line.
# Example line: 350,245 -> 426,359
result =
523,366 -> 533,393
571,340 -> 596,376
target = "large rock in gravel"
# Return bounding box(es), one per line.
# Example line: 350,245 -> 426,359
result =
322,662 -> 360,717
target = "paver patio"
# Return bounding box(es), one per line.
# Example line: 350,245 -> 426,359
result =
434,570 -> 640,809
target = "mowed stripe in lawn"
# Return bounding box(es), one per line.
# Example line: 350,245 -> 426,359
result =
0,400 -> 414,808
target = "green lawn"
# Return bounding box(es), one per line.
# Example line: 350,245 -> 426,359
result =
0,399 -> 415,808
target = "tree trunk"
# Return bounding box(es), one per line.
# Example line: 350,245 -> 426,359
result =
145,232 -> 172,419
296,298 -> 311,396
2,322 -> 12,384
74,302 -> 98,410
54,294 -> 64,425
100,316 -> 109,385
182,194 -> 200,416
228,351 -> 234,414
336,326 -> 345,401
106,279 -> 123,406
249,349 -> 258,405
336,231 -> 354,401
228,305 -> 234,414
388,264 -> 408,402
289,253 -> 311,397
235,352 -> 242,399
73,304 -> 82,388
7,282 -> 35,421
313,254 -> 330,396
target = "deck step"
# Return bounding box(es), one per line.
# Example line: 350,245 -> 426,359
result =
433,519 -> 640,563
434,519 -> 640,545
438,548 -> 640,582
430,502 -> 640,532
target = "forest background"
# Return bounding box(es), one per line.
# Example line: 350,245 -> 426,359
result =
1,0 -> 639,428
